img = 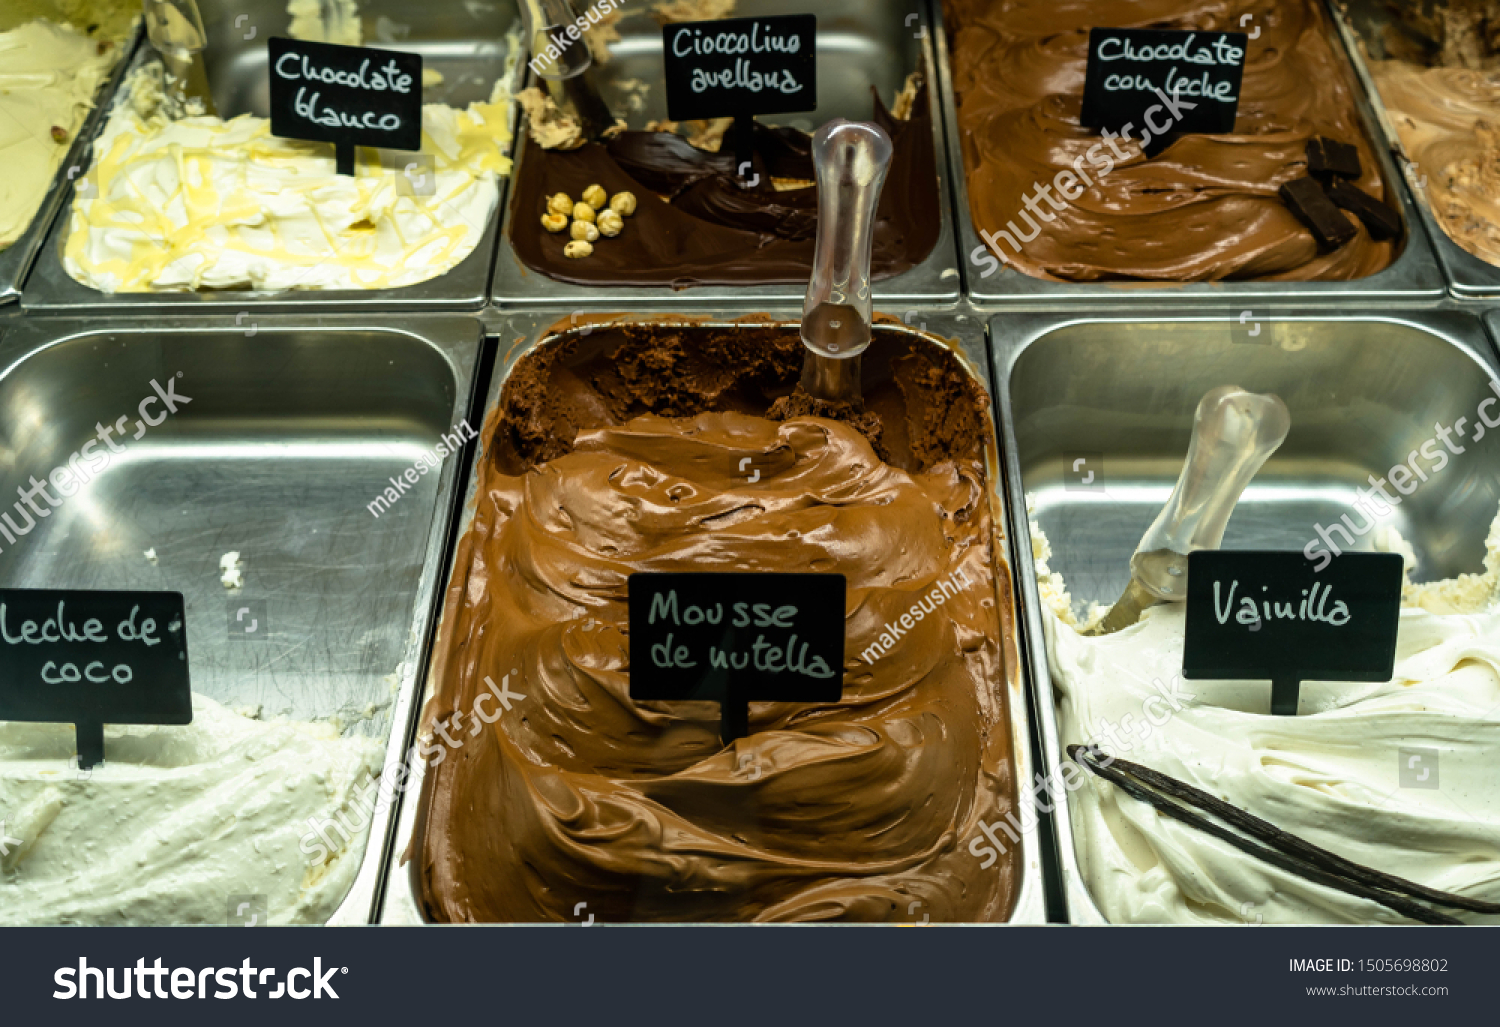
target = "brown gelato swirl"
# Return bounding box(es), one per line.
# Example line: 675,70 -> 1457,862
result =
944,0 -> 1398,281
412,323 -> 1019,922
1368,0 -> 1500,268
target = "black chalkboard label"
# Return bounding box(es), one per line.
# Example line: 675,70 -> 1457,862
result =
628,572 -> 844,742
662,14 -> 817,123
1183,551 -> 1402,715
1079,28 -> 1247,140
0,590 -> 191,768
268,37 -> 422,172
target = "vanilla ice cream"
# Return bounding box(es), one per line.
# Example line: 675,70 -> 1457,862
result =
63,58 -> 515,293
1034,513 -> 1500,925
0,17 -> 127,250
0,693 -> 384,925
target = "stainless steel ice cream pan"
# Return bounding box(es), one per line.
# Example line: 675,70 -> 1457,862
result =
0,313 -> 484,924
931,0 -> 1448,308
21,0 -> 524,315
0,24 -> 142,309
989,308 -> 1500,922
379,309 -> 1045,924
1329,0 -> 1500,300
491,0 -> 963,308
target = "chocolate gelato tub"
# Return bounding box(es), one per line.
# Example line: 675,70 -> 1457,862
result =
378,310 -> 1045,924
0,314 -> 482,924
992,309 -> 1500,922
491,1 -> 962,307
0,17 -> 140,308
934,0 -> 1447,307
1330,0 -> 1500,299
21,0 -> 523,314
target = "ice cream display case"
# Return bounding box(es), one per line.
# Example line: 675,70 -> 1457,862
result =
491,0 -> 963,307
22,0 -> 525,314
1330,0 -> 1500,299
0,3 -> 141,308
993,308 -> 1500,924
933,0 -> 1449,307
378,309 -> 1046,924
0,314 -> 483,924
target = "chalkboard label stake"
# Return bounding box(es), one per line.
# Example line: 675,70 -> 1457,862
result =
336,141 -> 355,177
76,718 -> 105,770
721,681 -> 749,744
734,113 -> 755,187
1271,678 -> 1301,717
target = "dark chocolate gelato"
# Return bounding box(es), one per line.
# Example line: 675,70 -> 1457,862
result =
412,318 -> 1020,922
507,81 -> 942,288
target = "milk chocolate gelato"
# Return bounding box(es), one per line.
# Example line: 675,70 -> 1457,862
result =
507,81 -> 942,288
945,0 -> 1398,281
1367,0 -> 1499,268
413,319 -> 1020,922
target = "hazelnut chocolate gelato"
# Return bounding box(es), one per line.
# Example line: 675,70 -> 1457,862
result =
1366,0 -> 1500,268
507,76 -> 942,288
944,0 -> 1398,281
412,319 -> 1020,922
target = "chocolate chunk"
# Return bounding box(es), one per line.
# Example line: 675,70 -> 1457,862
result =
1325,178 -> 1401,241
1279,177 -> 1357,249
1306,136 -> 1362,179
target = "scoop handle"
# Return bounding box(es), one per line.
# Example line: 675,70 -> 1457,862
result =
800,120 -> 893,362
1130,385 -> 1291,600
143,0 -> 207,55
522,0 -> 593,79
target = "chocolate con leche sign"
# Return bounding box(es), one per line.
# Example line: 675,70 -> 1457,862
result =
1080,28 -> 1248,138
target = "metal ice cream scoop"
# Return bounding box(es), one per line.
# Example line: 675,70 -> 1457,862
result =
799,119 -> 894,404
1092,385 -> 1291,635
143,0 -> 217,118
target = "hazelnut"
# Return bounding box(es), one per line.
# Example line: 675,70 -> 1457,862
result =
570,220 -> 599,242
609,191 -> 637,216
51,126 -> 69,144
541,212 -> 569,233
571,201 -> 596,224
596,209 -> 624,237
563,239 -> 593,259
546,192 -> 573,216
581,183 -> 608,209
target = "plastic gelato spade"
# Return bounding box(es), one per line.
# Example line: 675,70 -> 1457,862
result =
521,0 -> 616,140
143,0 -> 216,118
799,119 -> 893,405
1093,385 -> 1291,635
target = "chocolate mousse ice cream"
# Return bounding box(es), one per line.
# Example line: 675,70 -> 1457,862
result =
944,0 -> 1399,281
412,318 -> 1020,922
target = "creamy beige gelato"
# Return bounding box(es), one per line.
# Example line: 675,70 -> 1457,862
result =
63,62 -> 515,293
0,693 -> 383,925
1035,513 -> 1500,925
0,17 -> 126,250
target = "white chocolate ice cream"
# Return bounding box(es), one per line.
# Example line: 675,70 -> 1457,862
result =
0,693 -> 384,925
63,62 -> 515,293
1035,513 -> 1500,925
